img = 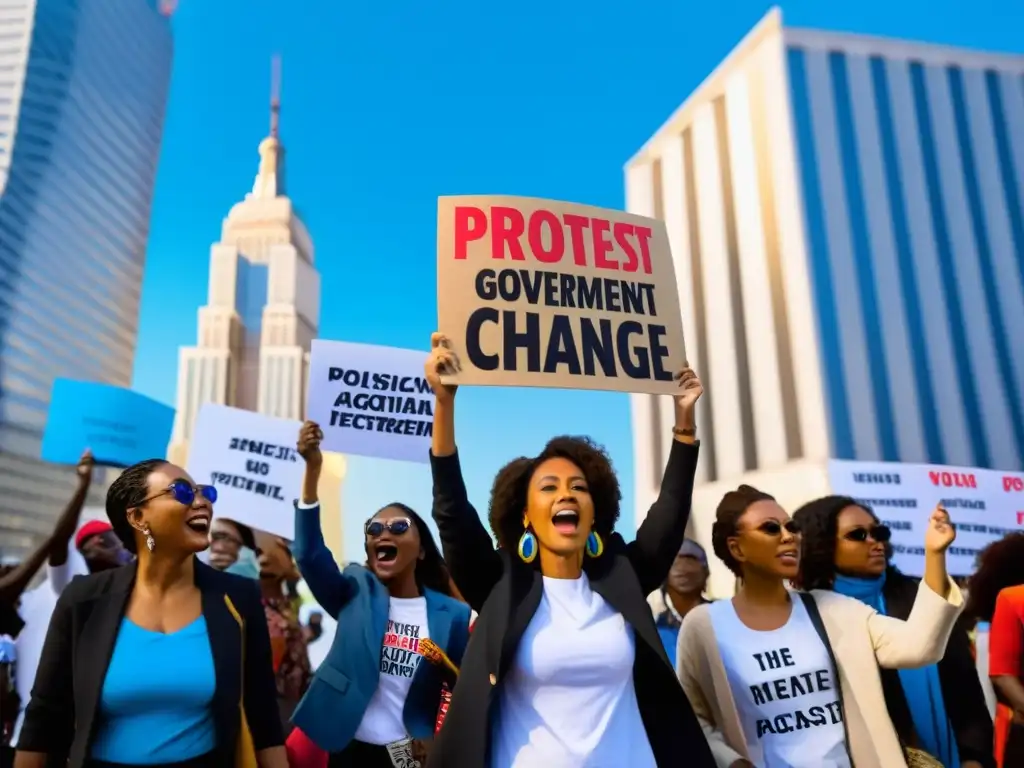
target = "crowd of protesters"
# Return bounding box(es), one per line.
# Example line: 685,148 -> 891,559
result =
0,335 -> 1021,767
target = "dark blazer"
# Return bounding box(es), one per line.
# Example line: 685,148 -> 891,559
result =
291,502 -> 471,752
16,559 -> 283,768
882,570 -> 995,767
427,440 -> 715,768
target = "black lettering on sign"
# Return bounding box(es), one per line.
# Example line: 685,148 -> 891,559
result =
325,369 -> 434,440
464,307 -> 673,381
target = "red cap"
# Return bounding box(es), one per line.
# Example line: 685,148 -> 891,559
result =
75,520 -> 113,550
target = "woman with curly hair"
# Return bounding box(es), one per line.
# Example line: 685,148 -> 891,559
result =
677,486 -> 963,768
422,332 -> 714,767
966,532 -> 1024,767
792,496 -> 993,768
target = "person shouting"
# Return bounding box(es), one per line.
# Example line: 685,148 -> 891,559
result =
422,332 -> 715,767
290,421 -> 470,768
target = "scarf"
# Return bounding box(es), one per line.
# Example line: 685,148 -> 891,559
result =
832,573 -> 959,768
225,547 -> 261,580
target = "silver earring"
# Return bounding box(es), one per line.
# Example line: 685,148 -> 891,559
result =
145,528 -> 155,552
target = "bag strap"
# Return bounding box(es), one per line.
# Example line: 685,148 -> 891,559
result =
797,592 -> 856,767
224,594 -> 245,704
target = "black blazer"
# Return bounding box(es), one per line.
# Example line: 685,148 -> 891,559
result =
881,570 -> 995,767
16,559 -> 284,768
427,440 -> 715,768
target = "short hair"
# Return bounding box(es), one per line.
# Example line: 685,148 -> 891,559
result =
488,436 -> 620,554
106,459 -> 166,554
711,485 -> 776,577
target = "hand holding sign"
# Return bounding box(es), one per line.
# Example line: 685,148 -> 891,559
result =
76,448 -> 95,483
673,368 -> 703,420
924,505 -> 956,553
297,421 -> 324,468
425,333 -> 460,405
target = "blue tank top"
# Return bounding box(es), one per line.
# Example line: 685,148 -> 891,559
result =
90,615 -> 217,764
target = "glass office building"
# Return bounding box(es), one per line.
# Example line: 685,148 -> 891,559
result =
0,0 -> 172,559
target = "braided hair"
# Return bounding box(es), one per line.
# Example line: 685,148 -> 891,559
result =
105,459 -> 166,554
711,485 -> 776,577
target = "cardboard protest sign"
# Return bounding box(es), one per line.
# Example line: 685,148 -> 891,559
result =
41,379 -> 175,467
436,195 -> 686,394
187,404 -> 303,540
307,339 -> 432,464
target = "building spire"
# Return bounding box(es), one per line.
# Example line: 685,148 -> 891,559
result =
251,54 -> 285,199
270,54 -> 281,139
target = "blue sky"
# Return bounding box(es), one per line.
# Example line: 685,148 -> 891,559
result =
132,0 -> 1018,562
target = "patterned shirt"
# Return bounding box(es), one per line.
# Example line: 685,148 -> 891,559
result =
263,595 -> 312,703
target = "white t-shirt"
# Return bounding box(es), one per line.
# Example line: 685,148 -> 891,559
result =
708,595 -> 851,768
353,596 -> 430,745
11,560 -> 74,746
491,573 -> 656,768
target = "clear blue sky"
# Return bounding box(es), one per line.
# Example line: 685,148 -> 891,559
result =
132,0 -> 1018,562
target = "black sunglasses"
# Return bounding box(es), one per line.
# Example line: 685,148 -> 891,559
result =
843,524 -> 891,544
364,517 -> 412,537
139,479 -> 218,507
751,520 -> 801,536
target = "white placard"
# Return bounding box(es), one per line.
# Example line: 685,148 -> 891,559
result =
306,340 -> 433,464
827,459 -> 1024,576
187,404 -> 303,540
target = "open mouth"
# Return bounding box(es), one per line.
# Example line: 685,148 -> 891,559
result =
186,514 -> 210,533
777,551 -> 798,565
552,509 -> 580,534
375,545 -> 398,564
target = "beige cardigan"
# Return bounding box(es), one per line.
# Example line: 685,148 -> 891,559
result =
676,581 -> 963,768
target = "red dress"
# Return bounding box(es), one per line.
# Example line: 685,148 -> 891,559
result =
989,584 -> 1024,766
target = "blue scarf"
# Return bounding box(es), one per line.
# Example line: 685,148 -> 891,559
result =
832,573 -> 959,768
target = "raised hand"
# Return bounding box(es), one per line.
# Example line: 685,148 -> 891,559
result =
673,367 -> 703,432
424,332 -> 460,404
297,420 -> 323,467
924,504 -> 956,554
76,448 -> 95,482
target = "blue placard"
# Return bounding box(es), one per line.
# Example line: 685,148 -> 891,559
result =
41,379 -> 176,468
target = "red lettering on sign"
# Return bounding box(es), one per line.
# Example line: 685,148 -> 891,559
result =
451,205 -> 654,273
928,470 -> 977,488
1017,511 -> 1024,525
1004,476 -> 1024,492
453,206 -> 488,260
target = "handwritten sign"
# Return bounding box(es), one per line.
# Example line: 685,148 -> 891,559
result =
437,195 -> 686,393
187,404 -> 302,539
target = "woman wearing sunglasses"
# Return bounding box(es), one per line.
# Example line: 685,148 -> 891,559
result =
794,496 -> 993,768
14,459 -> 288,768
290,421 -> 471,768
676,486 -> 964,768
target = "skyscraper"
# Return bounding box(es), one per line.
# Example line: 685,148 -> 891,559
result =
0,0 -> 173,559
627,8 -> 1024,593
168,61 -> 346,556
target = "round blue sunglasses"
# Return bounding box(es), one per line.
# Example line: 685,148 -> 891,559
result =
139,478 -> 218,507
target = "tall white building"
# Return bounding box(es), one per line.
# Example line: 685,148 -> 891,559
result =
627,8 -> 1024,594
169,68 -> 320,456
0,0 -> 173,559
169,65 -> 346,556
